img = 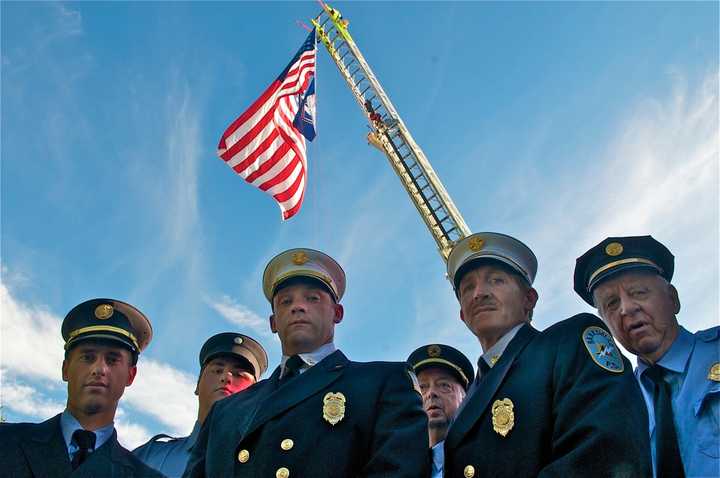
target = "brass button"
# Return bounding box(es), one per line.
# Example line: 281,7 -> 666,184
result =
280,438 -> 294,451
464,465 -> 475,478
276,467 -> 290,478
237,449 -> 249,463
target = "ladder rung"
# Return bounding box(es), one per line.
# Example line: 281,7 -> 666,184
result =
436,215 -> 449,224
360,85 -> 372,96
348,66 -> 360,76
339,51 -> 350,62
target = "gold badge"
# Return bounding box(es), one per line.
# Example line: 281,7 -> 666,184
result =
322,392 -> 346,426
605,242 -> 624,256
709,363 -> 720,382
427,344 -> 441,357
491,398 -> 515,437
292,251 -> 308,265
468,237 -> 485,252
94,304 -> 114,320
464,465 -> 476,477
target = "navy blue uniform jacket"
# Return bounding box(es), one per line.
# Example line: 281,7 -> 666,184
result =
0,414 -> 165,477
183,350 -> 430,478
444,314 -> 653,478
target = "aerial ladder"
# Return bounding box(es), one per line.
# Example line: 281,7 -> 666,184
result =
310,3 -> 471,262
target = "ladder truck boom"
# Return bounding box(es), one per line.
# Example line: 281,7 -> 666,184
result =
311,3 -> 470,262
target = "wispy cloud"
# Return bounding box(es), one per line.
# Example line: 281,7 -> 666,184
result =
206,295 -> 270,338
0,378 -> 65,419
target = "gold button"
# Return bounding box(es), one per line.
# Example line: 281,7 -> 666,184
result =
280,438 -> 294,451
464,465 -> 475,478
276,467 -> 290,478
237,449 -> 249,463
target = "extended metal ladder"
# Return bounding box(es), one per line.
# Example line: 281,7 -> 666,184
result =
311,3 -> 470,262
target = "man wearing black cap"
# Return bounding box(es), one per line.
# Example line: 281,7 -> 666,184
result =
407,344 -> 473,478
133,332 -> 267,477
575,235 -> 720,478
0,298 -> 164,478
184,248 -> 429,478
443,232 -> 652,478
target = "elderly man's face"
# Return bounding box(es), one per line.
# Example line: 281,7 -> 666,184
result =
418,367 -> 466,431
458,264 -> 537,345
592,270 -> 680,363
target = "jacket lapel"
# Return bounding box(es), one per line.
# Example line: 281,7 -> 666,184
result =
21,414 -> 73,478
242,350 -> 348,438
446,324 -> 538,449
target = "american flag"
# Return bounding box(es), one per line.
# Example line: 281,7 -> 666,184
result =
217,29 -> 317,220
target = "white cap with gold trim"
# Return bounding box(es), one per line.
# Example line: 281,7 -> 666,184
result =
262,248 -> 346,303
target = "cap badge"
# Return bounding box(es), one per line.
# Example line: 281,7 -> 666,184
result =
468,237 -> 485,252
605,242 -> 624,256
427,344 -> 441,357
94,304 -> 114,320
491,398 -> 514,437
709,363 -> 720,382
322,392 -> 346,426
234,337 -> 244,345
582,326 -> 624,373
292,251 -> 308,265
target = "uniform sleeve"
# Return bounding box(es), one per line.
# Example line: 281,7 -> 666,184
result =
539,314 -> 653,478
360,364 -> 430,478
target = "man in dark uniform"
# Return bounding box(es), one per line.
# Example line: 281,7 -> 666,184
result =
0,298 -> 165,478
133,332 -> 268,477
407,344 -> 473,478
443,232 -> 652,478
183,248 -> 429,478
575,235 -> 719,478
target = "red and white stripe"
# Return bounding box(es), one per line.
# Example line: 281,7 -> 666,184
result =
218,49 -> 315,220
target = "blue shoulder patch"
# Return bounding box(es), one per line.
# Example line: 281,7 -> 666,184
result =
696,326 -> 720,343
582,326 -> 624,373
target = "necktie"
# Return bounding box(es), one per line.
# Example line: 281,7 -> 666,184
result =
281,355 -> 305,383
477,357 -> 491,380
645,365 -> 685,478
71,429 -> 96,470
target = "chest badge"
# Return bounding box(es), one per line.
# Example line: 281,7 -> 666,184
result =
323,392 -> 346,426
709,363 -> 720,382
582,326 -> 624,373
491,398 -> 514,437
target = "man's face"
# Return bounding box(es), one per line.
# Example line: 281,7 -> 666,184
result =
418,367 -> 466,431
592,270 -> 680,363
195,356 -> 256,409
458,264 -> 537,343
270,282 -> 343,356
62,341 -> 137,417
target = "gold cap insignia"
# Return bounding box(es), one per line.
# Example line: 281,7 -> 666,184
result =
237,449 -> 249,463
427,344 -> 441,357
292,251 -> 308,265
491,398 -> 515,437
322,392 -> 346,426
280,438 -> 294,451
94,304 -> 114,320
234,337 -> 243,345
464,465 -> 476,478
605,242 -> 624,256
468,237 -> 485,252
709,363 -> 720,382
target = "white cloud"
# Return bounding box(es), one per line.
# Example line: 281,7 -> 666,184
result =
115,407 -> 153,449
0,377 -> 64,419
207,295 -> 270,337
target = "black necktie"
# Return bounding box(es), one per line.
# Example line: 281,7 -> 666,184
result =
281,355 -> 305,383
645,365 -> 685,478
71,429 -> 96,470
477,357 -> 491,380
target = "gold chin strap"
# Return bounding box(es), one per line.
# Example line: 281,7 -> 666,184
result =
65,325 -> 139,351
588,258 -> 661,288
413,358 -> 469,386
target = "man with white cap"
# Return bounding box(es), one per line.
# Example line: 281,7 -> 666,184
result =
183,248 -> 429,478
442,233 -> 652,478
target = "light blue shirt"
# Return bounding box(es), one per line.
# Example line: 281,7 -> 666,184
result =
60,409 -> 114,459
431,440 -> 444,478
133,421 -> 201,478
280,342 -> 336,377
636,326 -> 720,478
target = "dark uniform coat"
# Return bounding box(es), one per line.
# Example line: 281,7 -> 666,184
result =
444,314 -> 653,478
0,414 -> 165,478
183,350 -> 430,478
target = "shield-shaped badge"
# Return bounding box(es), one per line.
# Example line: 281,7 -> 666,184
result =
323,392 -> 346,426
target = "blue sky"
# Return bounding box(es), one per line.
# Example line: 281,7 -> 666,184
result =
2,1 -> 718,449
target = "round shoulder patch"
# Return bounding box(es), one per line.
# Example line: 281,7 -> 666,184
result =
582,326 -> 624,373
